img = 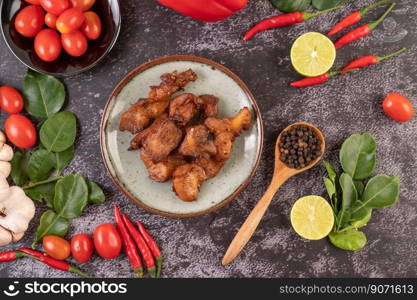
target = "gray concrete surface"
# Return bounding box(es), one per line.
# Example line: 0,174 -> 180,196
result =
0,0 -> 416,278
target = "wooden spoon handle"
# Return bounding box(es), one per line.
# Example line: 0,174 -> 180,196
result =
222,176 -> 285,265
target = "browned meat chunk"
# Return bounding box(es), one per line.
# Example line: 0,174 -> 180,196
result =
205,107 -> 252,161
129,113 -> 168,150
169,93 -> 199,126
196,94 -> 218,118
172,164 -> 207,202
142,118 -> 183,162
140,149 -> 185,182
195,157 -> 225,179
178,125 -> 217,158
119,69 -> 197,134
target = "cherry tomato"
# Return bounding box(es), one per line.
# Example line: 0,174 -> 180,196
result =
42,236 -> 71,260
383,93 -> 414,123
14,5 -> 45,38
4,114 -> 37,149
56,8 -> 85,34
71,234 -> 94,263
69,0 -> 95,11
0,86 -> 24,114
93,223 -> 121,259
61,30 -> 88,57
40,0 -> 70,16
45,13 -> 58,29
24,0 -> 41,4
81,11 -> 101,40
34,29 -> 62,62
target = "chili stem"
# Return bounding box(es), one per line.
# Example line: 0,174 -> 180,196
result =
22,176 -> 63,190
378,48 -> 406,62
369,3 -> 395,30
303,6 -> 343,21
361,0 -> 391,16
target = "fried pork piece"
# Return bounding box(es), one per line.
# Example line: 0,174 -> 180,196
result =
169,93 -> 199,126
204,107 -> 252,161
142,117 -> 183,162
195,157 -> 225,179
129,113 -> 168,150
178,125 -> 217,158
172,164 -> 207,202
119,69 -> 197,134
196,94 -> 218,118
140,149 -> 185,182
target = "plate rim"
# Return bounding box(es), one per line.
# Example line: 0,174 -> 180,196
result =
100,54 -> 264,218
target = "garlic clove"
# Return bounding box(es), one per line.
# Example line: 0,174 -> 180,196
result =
0,131 -> 6,144
0,226 -> 13,246
0,161 -> 11,178
0,144 -> 13,162
12,231 -> 24,243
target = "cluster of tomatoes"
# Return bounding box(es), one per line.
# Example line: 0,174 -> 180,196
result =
0,86 -> 37,149
14,0 -> 102,62
42,224 -> 122,263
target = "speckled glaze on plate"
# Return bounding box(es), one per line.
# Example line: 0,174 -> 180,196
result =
100,55 -> 263,218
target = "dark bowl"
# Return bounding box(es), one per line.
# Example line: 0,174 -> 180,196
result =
0,0 -> 121,76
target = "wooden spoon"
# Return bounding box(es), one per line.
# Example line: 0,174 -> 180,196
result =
222,122 -> 326,265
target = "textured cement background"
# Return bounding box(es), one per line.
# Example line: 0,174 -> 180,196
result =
1,0 -> 416,278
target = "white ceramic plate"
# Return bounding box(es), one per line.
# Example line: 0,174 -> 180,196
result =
101,55 -> 263,217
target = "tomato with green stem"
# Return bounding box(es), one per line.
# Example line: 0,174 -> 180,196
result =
5,114 -> 37,149
35,29 -> 62,62
15,5 -> 45,38
382,93 -> 414,123
0,86 -> 24,114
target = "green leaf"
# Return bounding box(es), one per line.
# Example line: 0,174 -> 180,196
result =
25,182 -> 56,208
53,174 -> 88,219
27,149 -> 56,182
33,210 -> 69,246
86,180 -> 105,204
23,69 -> 65,119
340,173 -> 357,209
271,0 -> 311,12
55,145 -> 74,173
340,133 -> 377,180
11,149 -> 29,186
323,177 -> 336,202
329,229 -> 367,251
40,111 -> 77,152
312,0 -> 347,10
336,208 -> 351,229
350,208 -> 372,229
354,175 -> 400,212
323,160 -> 337,183
354,181 -> 365,198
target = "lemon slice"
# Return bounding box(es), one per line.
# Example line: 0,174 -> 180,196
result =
290,195 -> 334,240
290,32 -> 336,77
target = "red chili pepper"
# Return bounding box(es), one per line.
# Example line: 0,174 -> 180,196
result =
136,221 -> 163,278
0,251 -> 21,262
156,0 -> 248,22
122,214 -> 156,278
114,205 -> 143,278
243,6 -> 342,41
342,48 -> 405,71
334,3 -> 395,49
328,0 -> 391,37
290,72 -> 334,87
18,248 -> 89,277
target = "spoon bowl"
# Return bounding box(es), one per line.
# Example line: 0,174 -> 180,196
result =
222,122 -> 325,265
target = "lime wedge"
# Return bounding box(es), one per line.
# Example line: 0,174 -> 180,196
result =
290,195 -> 334,240
290,32 -> 336,77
